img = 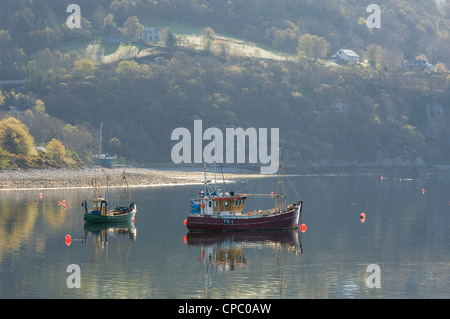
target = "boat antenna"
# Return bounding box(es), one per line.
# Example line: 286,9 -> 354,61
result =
219,164 -> 226,193
214,160 -> 217,193
203,162 -> 208,196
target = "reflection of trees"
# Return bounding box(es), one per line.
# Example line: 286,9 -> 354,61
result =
0,197 -> 39,262
0,191 -> 78,262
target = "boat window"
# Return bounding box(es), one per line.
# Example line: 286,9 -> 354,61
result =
209,201 -> 212,207
225,201 -> 229,208
214,201 -> 218,207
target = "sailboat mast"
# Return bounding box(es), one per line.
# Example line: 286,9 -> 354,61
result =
99,122 -> 103,157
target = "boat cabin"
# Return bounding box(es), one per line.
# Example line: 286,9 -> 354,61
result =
192,191 -> 247,217
91,197 -> 108,216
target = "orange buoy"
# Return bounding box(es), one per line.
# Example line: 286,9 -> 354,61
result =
183,219 -> 187,226
300,224 -> 307,232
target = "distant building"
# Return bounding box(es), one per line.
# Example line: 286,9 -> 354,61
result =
402,59 -> 434,71
133,27 -> 161,43
7,106 -> 26,118
107,27 -> 124,43
0,79 -> 25,91
330,49 -> 360,63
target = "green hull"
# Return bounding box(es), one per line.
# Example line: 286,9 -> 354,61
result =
84,209 -> 136,223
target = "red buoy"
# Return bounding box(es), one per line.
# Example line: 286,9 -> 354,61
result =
360,212 -> 366,223
183,219 -> 187,226
65,234 -> 71,246
300,224 -> 307,232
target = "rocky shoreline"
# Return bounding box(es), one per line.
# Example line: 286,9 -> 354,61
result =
1,163 -> 449,191
0,166 -> 264,190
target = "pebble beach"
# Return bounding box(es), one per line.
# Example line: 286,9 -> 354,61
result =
0,166 -> 261,190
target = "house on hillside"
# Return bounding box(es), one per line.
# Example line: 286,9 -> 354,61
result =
402,59 -> 434,72
0,79 -> 25,91
7,106 -> 26,118
330,49 -> 360,63
107,27 -> 124,43
133,27 -> 162,43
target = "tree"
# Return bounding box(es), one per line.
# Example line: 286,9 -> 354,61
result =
108,137 -> 121,155
34,99 -> 45,113
364,44 -> 383,68
0,90 -> 4,107
103,13 -> 117,34
297,34 -> 329,60
73,58 -> 96,77
0,117 -> 35,156
161,27 -> 176,47
123,16 -> 144,40
46,138 -> 66,163
265,26 -> 300,54
115,60 -> 149,79
201,27 -> 215,53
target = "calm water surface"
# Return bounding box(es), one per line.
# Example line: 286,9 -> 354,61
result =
1,174 -> 450,298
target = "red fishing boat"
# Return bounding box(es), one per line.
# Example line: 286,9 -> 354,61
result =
185,164 -> 303,232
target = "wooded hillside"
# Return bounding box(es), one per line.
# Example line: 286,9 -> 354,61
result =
1,0 -> 450,170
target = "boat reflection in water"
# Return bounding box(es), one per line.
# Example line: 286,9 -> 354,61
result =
83,221 -> 137,243
186,230 -> 303,297
83,222 -> 137,270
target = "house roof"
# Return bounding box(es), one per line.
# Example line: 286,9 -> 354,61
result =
403,60 -> 433,67
339,49 -> 359,57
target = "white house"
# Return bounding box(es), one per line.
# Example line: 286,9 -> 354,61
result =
134,27 -> 162,43
330,49 -> 360,63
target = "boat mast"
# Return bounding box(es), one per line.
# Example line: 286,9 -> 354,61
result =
203,163 -> 207,196
99,122 -> 103,157
275,163 -> 287,211
275,163 -> 281,209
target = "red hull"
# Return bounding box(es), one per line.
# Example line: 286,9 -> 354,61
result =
187,201 -> 302,232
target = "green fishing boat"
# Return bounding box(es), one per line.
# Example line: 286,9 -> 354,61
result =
83,170 -> 137,224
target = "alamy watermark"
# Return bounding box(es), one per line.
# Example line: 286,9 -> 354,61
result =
171,120 -> 279,174
66,264 -> 81,288
66,4 -> 81,29
366,4 -> 381,29
366,264 -> 381,288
